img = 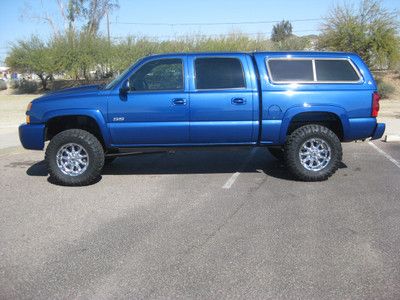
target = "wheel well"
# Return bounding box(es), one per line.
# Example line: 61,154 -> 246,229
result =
287,112 -> 344,141
46,115 -> 105,147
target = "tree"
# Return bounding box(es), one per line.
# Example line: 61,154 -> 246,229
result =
271,20 -> 293,42
52,31 -> 111,80
22,0 -> 118,37
84,0 -> 119,36
5,36 -> 61,90
318,0 -> 399,69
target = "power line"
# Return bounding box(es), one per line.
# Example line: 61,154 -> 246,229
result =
110,18 -> 325,26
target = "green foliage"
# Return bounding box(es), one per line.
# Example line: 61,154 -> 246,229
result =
272,36 -> 311,51
5,36 -> 61,90
318,0 -> 400,69
16,80 -> 38,94
271,20 -> 293,42
52,30 -> 111,79
376,78 -> 396,99
110,33 -> 275,72
8,79 -> 19,89
5,31 -> 312,90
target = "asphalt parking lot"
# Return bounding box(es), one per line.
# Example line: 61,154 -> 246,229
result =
1,140 -> 400,299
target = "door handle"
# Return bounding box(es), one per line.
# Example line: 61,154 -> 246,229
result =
231,98 -> 246,105
172,98 -> 186,105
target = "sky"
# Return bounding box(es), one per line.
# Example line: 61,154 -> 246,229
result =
0,0 -> 399,64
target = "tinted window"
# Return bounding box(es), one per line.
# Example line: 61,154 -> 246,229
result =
129,59 -> 183,91
195,58 -> 245,89
268,60 -> 314,82
316,60 -> 360,82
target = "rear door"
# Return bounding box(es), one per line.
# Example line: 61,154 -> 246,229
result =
188,54 -> 256,144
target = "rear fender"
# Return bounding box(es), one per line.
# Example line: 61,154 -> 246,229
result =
279,105 -> 350,144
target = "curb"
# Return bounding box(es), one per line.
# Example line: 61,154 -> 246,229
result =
384,135 -> 400,142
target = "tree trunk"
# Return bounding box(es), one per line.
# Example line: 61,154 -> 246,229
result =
37,74 -> 50,90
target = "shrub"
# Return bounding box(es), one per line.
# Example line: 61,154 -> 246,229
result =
16,80 -> 38,94
8,79 -> 19,89
376,78 -> 396,99
0,80 -> 7,90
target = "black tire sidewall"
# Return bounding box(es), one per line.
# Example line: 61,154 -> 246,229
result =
285,125 -> 342,181
46,130 -> 104,186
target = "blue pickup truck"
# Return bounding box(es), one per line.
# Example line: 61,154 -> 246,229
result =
19,51 -> 385,185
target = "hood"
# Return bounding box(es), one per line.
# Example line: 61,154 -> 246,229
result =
35,84 -> 102,102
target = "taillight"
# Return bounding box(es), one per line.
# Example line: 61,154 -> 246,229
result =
372,91 -> 380,117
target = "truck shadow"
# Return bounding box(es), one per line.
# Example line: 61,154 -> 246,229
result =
26,148 -> 347,184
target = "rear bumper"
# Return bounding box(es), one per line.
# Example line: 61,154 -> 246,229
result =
371,123 -> 385,140
19,123 -> 45,150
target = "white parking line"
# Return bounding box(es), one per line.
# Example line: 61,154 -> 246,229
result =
223,172 -> 241,189
222,148 -> 257,189
368,141 -> 400,169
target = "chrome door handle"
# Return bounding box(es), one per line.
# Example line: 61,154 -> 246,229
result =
172,98 -> 186,105
231,98 -> 246,105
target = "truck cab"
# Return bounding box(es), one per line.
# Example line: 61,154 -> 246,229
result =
19,51 -> 385,185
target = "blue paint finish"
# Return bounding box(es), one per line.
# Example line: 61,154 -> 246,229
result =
260,120 -> 282,144
187,53 -> 257,144
19,51 -> 385,152
278,105 -> 350,144
108,55 -> 190,145
371,123 -> 385,140
19,123 -> 45,150
346,118 -> 377,141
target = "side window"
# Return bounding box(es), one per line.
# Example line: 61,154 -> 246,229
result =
315,60 -> 360,82
129,59 -> 183,91
267,59 -> 314,83
195,57 -> 245,89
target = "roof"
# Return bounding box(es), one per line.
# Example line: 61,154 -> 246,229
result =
144,51 -> 358,58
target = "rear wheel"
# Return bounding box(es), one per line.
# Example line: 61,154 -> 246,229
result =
45,129 -> 105,186
284,124 -> 342,181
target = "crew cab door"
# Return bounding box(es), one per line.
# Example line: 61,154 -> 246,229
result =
188,54 -> 257,144
108,56 -> 189,146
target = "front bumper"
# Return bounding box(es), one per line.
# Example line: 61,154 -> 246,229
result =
19,123 -> 46,150
371,123 -> 386,140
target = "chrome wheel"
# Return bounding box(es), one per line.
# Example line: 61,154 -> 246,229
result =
56,143 -> 89,176
299,138 -> 331,171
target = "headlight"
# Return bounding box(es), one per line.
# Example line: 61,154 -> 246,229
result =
27,102 -> 32,111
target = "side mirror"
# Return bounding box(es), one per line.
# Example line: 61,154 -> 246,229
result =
119,80 -> 130,95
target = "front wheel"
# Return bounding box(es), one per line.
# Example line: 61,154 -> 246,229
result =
284,124 -> 342,181
45,129 -> 105,186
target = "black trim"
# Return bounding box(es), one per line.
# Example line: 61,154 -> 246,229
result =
106,144 -> 270,157
250,54 -> 263,144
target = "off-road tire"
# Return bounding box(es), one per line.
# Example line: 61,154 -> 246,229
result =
267,147 -> 284,161
45,129 -> 105,186
284,124 -> 342,181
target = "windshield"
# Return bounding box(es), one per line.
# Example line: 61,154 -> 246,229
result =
104,66 -> 133,90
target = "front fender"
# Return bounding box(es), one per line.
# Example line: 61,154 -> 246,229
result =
279,105 -> 350,144
43,109 -> 112,148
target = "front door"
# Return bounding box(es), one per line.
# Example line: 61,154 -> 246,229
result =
108,56 -> 189,146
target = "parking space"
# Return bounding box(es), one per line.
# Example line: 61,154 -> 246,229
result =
0,140 -> 399,298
